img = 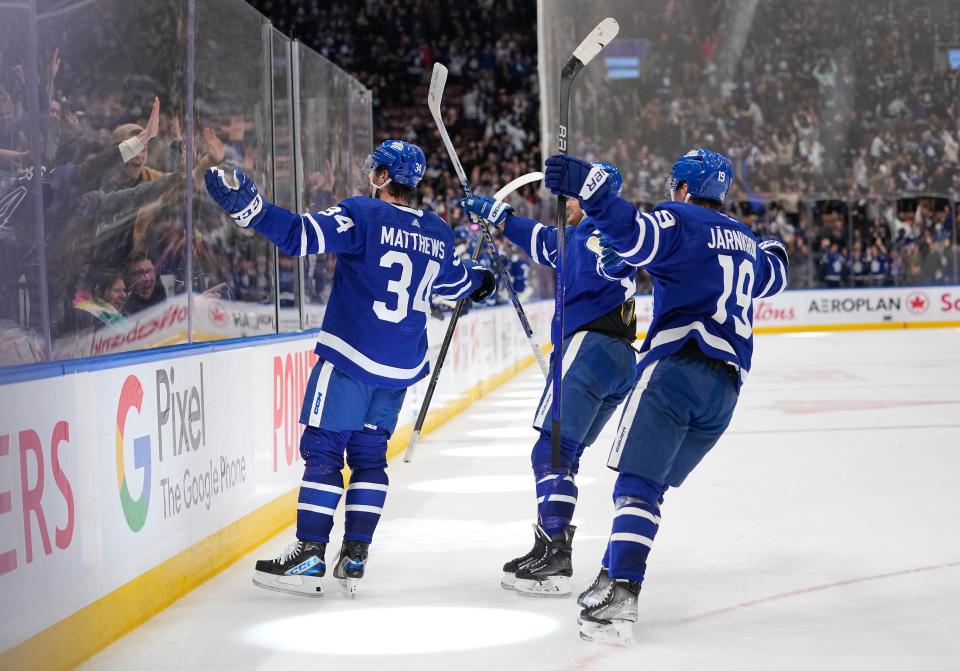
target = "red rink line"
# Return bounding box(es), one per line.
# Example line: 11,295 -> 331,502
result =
566,559 -> 960,670
663,559 -> 960,626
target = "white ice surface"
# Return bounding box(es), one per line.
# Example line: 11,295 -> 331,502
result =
82,329 -> 960,671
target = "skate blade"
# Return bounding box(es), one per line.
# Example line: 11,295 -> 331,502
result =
336,576 -> 359,599
252,571 -> 324,597
514,575 -> 571,598
578,619 -> 634,646
501,572 -> 518,590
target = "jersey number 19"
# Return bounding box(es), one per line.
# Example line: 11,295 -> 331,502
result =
712,254 -> 754,338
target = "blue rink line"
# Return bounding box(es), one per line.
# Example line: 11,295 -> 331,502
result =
0,329 -> 321,386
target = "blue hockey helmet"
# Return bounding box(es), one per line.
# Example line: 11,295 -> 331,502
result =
592,161 -> 623,197
363,139 -> 426,187
665,148 -> 733,203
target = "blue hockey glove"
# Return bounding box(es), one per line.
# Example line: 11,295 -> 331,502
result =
544,154 -> 612,203
589,232 -> 633,281
469,266 -> 497,303
759,237 -> 790,267
204,167 -> 264,227
460,195 -> 513,228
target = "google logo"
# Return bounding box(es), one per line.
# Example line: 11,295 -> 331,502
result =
115,375 -> 151,532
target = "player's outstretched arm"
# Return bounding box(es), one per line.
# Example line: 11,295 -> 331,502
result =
204,167 -> 362,257
754,237 -> 790,298
432,253 -> 496,304
543,154 -> 678,268
460,195 -> 563,268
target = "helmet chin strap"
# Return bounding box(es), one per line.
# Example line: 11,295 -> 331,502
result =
369,173 -> 392,198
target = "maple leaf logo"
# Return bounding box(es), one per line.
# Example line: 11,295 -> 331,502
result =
906,291 -> 928,315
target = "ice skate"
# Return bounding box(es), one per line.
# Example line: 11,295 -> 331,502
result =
253,540 -> 326,597
513,525 -> 576,597
501,524 -> 550,589
333,540 -> 369,598
577,567 -> 613,609
578,579 -> 640,645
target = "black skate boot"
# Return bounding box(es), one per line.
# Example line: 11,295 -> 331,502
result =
332,540 -> 369,598
513,525 -> 576,597
577,567 -> 613,609
501,524 -> 550,590
578,579 -> 641,645
253,540 -> 326,597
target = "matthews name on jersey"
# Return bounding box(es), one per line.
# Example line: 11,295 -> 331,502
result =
583,195 -> 788,385
247,196 -> 483,388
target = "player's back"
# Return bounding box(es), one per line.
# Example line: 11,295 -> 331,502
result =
639,201 -> 782,383
318,196 -> 459,388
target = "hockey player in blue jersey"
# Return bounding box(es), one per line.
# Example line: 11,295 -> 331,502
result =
204,140 -> 495,598
542,148 -> 789,643
461,162 -> 638,597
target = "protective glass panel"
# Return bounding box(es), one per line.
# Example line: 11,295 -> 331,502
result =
37,0 -> 190,359
296,45 -> 354,330
193,0 -> 277,341
270,28 -> 301,333
538,0 -> 960,291
0,1 -> 48,366
890,194 -> 956,287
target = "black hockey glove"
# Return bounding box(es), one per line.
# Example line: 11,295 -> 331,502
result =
469,267 -> 497,303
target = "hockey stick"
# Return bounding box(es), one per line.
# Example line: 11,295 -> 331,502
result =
549,18 -> 619,471
403,170 -> 545,464
426,63 -> 550,379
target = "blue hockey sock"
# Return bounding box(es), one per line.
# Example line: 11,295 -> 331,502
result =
607,495 -> 661,582
296,468 -> 344,544
535,471 -> 578,537
344,468 -> 388,543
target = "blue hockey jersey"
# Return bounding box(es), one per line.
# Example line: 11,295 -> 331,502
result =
250,197 -> 485,388
502,213 -> 636,339
510,255 -> 530,293
583,197 -> 788,385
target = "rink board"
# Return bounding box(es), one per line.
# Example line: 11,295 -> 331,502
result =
0,301 -> 553,670
633,285 -> 960,334
2,286 -> 959,670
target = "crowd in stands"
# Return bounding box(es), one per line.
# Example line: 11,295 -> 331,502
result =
258,0 -> 959,291
250,0 -> 554,297
2,0 -> 959,365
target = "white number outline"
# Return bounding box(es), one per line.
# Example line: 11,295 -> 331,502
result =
318,206 -> 355,233
711,254 -> 755,338
372,251 -> 440,323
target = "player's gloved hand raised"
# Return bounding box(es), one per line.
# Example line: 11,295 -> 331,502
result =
204,167 -> 264,227
759,237 -> 790,267
591,232 -> 633,281
460,195 -> 512,228
544,154 -> 612,203
469,266 -> 497,303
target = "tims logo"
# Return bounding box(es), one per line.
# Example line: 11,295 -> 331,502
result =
116,375 -> 151,532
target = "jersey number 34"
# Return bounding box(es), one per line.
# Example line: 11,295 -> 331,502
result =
373,251 -> 440,323
712,254 -> 755,338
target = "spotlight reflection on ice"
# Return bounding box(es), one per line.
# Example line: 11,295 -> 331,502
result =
409,474 -> 596,493
439,444 -> 529,457
499,390 -> 545,399
466,426 -> 539,439
242,606 -> 558,655
782,331 -> 834,338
